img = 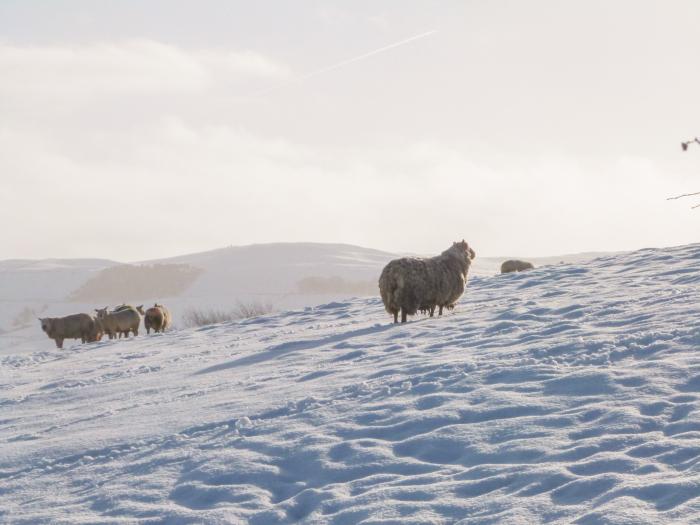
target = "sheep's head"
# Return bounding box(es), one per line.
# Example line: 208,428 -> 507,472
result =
89,318 -> 104,340
447,239 -> 475,262
94,307 -> 109,319
39,318 -> 52,334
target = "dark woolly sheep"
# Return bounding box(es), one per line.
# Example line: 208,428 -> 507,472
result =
378,240 -> 476,323
137,303 -> 171,334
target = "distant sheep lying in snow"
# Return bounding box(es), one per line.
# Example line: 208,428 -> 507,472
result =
379,240 -> 476,323
501,260 -> 534,274
137,303 -> 171,334
39,314 -> 102,349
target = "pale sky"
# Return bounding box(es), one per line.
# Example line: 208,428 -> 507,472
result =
1,1 -> 699,261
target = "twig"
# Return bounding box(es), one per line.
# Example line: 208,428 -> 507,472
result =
681,137 -> 700,151
670,137 -> 700,208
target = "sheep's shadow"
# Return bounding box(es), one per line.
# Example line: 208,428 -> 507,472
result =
193,323 -> 396,376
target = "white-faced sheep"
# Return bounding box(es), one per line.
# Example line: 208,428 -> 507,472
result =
379,240 -> 476,323
501,260 -> 534,274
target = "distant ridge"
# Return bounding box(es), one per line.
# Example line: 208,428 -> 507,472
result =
0,258 -> 120,271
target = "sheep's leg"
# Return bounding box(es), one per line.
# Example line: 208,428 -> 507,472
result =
55,338 -> 63,349
393,311 -> 398,324
439,306 -> 443,316
429,306 -> 435,317
401,309 -> 407,323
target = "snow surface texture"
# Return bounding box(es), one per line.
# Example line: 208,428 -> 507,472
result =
2,244 -> 699,523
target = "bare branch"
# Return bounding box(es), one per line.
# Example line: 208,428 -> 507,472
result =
669,137 -> 700,208
681,137 -> 700,151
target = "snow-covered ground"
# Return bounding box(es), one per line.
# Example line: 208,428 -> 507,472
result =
2,243 -> 700,523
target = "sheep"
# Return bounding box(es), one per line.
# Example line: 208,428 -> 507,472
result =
95,306 -> 140,339
137,303 -> 171,334
111,305 -> 140,337
113,304 -> 135,312
501,260 -> 534,274
39,313 -> 102,349
378,240 -> 476,323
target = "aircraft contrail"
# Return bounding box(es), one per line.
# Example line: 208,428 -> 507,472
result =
254,30 -> 437,97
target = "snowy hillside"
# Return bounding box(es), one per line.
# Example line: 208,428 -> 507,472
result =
141,242 -> 399,315
0,258 -> 118,302
0,242 -> 605,351
2,244 -> 700,523
0,243 -> 396,353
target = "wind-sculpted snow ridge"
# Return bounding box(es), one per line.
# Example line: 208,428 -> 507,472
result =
2,244 -> 700,523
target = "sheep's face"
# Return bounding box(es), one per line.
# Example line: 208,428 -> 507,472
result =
39,318 -> 52,333
94,307 -> 109,319
450,239 -> 475,262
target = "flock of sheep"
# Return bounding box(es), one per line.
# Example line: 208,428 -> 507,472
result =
379,240 -> 534,323
37,241 -> 535,347
39,303 -> 171,349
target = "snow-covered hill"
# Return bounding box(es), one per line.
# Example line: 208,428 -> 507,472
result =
0,243 -> 606,353
2,244 -> 700,523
